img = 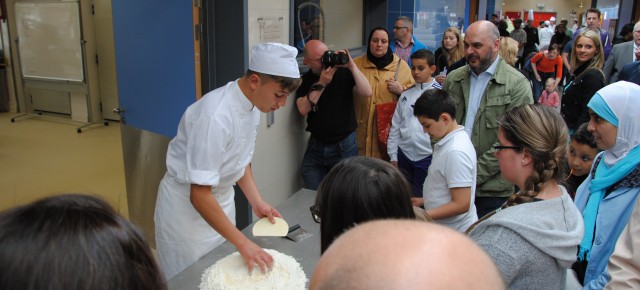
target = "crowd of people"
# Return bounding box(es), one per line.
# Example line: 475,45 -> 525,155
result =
1,10 -> 640,290
304,11 -> 640,290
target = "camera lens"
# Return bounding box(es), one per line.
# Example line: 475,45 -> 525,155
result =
336,53 -> 348,65
321,50 -> 348,67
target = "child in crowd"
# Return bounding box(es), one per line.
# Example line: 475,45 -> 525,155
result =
564,123 -> 599,199
412,89 -> 478,232
388,49 -> 441,198
539,77 -> 560,110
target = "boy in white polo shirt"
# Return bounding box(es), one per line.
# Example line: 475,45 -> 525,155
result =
388,49 -> 441,198
413,89 -> 478,232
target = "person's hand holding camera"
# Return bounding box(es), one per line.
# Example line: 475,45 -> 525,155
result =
318,65 -> 337,86
333,49 -> 357,71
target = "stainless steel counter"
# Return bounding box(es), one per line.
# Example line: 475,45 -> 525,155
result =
167,188 -> 320,289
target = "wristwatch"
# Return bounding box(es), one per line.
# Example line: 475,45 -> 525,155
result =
310,83 -> 325,91
307,83 -> 325,112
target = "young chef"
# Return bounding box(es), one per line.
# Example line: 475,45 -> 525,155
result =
154,43 -> 302,280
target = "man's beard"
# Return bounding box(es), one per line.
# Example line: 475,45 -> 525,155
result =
467,53 -> 497,75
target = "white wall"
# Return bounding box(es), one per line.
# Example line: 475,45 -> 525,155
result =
249,0 -> 309,216
322,0 -> 364,50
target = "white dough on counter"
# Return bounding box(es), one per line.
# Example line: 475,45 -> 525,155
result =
252,217 -> 289,237
199,249 -> 306,290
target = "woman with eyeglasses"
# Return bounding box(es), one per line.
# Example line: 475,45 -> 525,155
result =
466,105 -> 584,290
570,81 -> 640,289
313,156 -> 423,253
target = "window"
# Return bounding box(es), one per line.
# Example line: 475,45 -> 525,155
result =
414,0 -> 467,49
293,0 -> 364,54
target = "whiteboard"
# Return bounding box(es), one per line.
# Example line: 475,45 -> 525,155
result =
15,2 -> 84,82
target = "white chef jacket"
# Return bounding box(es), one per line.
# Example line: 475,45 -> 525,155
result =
154,80 -> 260,279
387,80 -> 440,162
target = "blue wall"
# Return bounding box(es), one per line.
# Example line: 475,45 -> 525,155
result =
112,0 -> 196,137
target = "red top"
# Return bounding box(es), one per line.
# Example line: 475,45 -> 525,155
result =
531,52 -> 563,79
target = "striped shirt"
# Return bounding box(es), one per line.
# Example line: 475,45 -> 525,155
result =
393,39 -> 415,63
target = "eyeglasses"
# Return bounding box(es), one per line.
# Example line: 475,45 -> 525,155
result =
393,26 -> 408,30
493,145 -> 523,152
310,205 -> 321,223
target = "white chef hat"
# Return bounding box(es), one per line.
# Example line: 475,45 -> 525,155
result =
550,17 -> 556,22
249,43 -> 300,78
544,20 -> 551,26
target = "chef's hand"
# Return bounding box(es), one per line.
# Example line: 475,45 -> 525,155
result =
390,161 -> 398,168
238,240 -> 274,274
253,201 -> 283,224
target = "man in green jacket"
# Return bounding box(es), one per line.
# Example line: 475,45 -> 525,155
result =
443,20 -> 533,218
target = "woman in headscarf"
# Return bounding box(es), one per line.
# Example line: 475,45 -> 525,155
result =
571,81 -> 640,289
354,27 -> 414,160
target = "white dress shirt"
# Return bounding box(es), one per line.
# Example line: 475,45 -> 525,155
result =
464,56 -> 501,137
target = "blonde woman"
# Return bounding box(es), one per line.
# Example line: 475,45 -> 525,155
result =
499,37 -> 529,78
499,37 -> 519,66
467,105 -> 583,290
560,30 -> 605,133
354,27 -> 413,159
434,27 -> 464,85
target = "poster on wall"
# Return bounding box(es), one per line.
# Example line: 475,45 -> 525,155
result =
258,17 -> 284,43
248,0 -> 289,53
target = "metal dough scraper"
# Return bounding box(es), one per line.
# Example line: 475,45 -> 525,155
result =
285,224 -> 312,242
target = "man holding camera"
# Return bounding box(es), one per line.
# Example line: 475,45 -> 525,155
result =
296,40 -> 372,190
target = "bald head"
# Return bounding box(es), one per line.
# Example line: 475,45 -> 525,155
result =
310,220 -> 505,290
303,40 -> 328,74
464,21 -> 501,75
304,40 -> 328,56
467,20 -> 500,42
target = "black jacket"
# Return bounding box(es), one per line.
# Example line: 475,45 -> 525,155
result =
560,64 -> 605,130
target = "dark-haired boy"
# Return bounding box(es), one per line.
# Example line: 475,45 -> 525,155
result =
388,49 -> 441,198
563,122 -> 599,198
413,89 -> 478,232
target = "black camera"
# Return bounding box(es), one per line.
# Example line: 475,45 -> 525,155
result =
321,50 -> 348,67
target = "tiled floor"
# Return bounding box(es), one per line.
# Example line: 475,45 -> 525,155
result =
0,112 -> 128,217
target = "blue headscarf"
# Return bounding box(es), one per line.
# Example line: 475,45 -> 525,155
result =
578,81 -> 640,261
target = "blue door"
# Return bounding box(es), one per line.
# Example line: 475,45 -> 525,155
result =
112,0 -> 195,136
111,0 -> 196,246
